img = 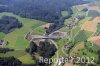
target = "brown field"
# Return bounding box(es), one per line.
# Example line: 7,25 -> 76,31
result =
70,43 -> 84,56
88,36 -> 100,46
79,4 -> 88,7
64,63 -> 76,66
41,23 -> 52,28
89,6 -> 100,12
81,17 -> 100,32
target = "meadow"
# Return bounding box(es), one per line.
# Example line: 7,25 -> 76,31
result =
0,12 -> 47,64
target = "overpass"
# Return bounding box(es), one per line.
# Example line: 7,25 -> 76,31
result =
25,32 -> 62,41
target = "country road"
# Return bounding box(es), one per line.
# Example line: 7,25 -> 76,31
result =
49,31 -> 67,66
50,40 -> 59,66
26,31 -> 66,66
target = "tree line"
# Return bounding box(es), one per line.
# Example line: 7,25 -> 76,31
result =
26,40 -> 57,66
0,16 -> 22,34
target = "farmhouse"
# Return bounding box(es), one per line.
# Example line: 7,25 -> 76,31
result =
0,40 -> 4,47
63,45 -> 71,50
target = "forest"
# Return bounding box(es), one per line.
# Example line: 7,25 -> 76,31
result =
0,0 -> 88,23
0,0 -> 88,33
26,41 -> 57,66
0,16 -> 22,34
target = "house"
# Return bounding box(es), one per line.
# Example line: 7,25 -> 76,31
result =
0,40 -> 4,47
64,45 -> 71,50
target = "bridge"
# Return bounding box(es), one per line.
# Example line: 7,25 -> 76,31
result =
25,32 -> 62,41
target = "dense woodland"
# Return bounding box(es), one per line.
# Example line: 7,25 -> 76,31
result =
0,16 -> 22,34
0,0 -> 87,22
26,41 -> 57,66
0,57 -> 22,66
0,48 -> 14,53
26,41 -> 57,58
0,0 -> 88,33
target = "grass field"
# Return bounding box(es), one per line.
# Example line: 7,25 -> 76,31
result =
0,32 -> 5,39
73,30 -> 87,43
84,30 -> 93,38
61,11 -> 69,17
97,23 -> 100,33
78,17 -> 91,25
64,19 -> 73,25
88,10 -> 100,17
73,30 -> 93,43
1,13 -> 46,50
32,26 -> 46,35
0,12 -> 47,64
0,50 -> 27,58
70,42 -> 84,56
55,37 -> 69,56
72,6 -> 86,17
71,26 -> 81,39
78,48 -> 98,61
84,41 -> 100,52
18,54 -> 35,64
70,41 -> 99,64
59,27 -> 69,32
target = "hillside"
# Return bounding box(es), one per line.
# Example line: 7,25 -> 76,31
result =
0,0 -> 88,23
1,0 -> 100,66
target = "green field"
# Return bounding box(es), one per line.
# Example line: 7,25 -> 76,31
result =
55,37 -> 69,56
88,10 -> 100,17
61,11 -> 69,17
78,48 -> 98,62
73,30 -> 93,43
64,19 -> 73,25
0,12 -> 47,64
71,26 -> 81,38
0,32 -> 5,39
70,42 -> 84,56
97,23 -> 100,33
59,27 -> 69,32
73,30 -> 87,43
78,17 -> 91,25
0,50 -> 27,58
18,54 -> 35,64
84,30 -> 93,38
32,26 -> 46,35
72,6 -> 86,17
